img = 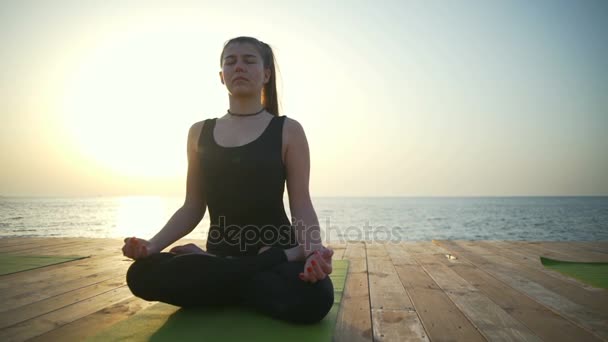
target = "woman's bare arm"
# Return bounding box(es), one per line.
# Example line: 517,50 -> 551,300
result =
147,121 -> 207,252
283,118 -> 333,283
123,122 -> 207,259
284,118 -> 323,258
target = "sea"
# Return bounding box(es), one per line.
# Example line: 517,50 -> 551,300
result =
1,196 -> 607,243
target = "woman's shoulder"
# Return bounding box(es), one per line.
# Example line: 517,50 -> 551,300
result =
188,119 -> 206,140
282,115 -> 305,131
190,116 -> 219,133
280,115 -> 307,146
280,115 -> 302,129
188,117 -> 217,153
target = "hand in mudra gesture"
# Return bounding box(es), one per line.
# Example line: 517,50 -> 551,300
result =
256,245 -> 333,283
122,237 -> 160,260
299,246 -> 334,283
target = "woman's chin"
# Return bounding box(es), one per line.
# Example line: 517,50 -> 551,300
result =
228,88 -> 259,98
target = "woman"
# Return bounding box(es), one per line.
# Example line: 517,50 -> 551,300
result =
121,36 -> 335,324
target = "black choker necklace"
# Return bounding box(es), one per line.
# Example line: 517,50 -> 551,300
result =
227,108 -> 265,116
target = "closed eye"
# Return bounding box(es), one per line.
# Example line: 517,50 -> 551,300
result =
225,61 -> 256,65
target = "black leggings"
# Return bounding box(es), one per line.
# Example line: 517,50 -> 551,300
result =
125,247 -> 334,324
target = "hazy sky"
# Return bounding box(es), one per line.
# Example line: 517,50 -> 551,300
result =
1,0 -> 607,197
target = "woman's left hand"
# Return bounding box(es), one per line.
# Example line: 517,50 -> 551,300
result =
299,246 -> 334,283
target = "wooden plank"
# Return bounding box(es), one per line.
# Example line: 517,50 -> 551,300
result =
1,258 -> 129,312
480,241 -> 605,292
386,244 -> 485,342
534,241 -> 608,262
503,241 -> 580,262
366,242 -> 389,258
0,240 -> 61,252
335,272 -> 373,342
409,242 -> 546,341
400,241 -> 459,266
347,258 -> 368,274
367,242 -> 428,341
2,237 -> 204,259
450,261 -> 602,342
456,241 -> 608,313
434,241 -> 603,342
0,240 -> 91,254
325,240 -> 346,260
343,242 -> 366,259
370,309 -> 428,342
577,241 -> 608,254
0,237 -> 42,247
335,242 -> 373,342
0,286 -> 133,341
27,296 -> 156,342
57,238 -> 130,254
0,237 -> 77,249
0,253 -> 120,288
328,246 -> 346,260
0,253 -> 124,290
2,238 -> 605,341
367,256 -> 415,311
511,241 -> 605,263
420,262 -> 541,341
0,275 -> 126,329
405,288 -> 485,342
1,239 -> 123,259
440,240 -> 608,341
327,242 -> 347,250
385,242 -> 417,266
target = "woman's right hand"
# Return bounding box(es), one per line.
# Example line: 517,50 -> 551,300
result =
122,237 -> 160,260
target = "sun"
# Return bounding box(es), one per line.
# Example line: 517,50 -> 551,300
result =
57,25 -> 214,179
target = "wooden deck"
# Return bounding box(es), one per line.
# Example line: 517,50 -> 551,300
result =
0,238 -> 607,341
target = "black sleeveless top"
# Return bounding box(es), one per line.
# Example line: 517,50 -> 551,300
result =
198,115 -> 298,257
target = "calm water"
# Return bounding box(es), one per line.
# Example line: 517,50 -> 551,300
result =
0,196 -> 607,242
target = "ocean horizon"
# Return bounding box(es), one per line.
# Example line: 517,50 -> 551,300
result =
1,196 -> 607,242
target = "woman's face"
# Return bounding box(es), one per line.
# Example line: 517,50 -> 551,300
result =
220,42 -> 270,97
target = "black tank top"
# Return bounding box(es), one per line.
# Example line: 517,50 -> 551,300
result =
198,115 -> 298,257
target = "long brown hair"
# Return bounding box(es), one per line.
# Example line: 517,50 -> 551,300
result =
220,36 -> 281,116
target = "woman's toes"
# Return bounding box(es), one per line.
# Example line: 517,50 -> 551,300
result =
257,246 -> 272,254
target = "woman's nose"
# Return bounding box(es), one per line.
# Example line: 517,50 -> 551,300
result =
234,59 -> 248,72
235,64 -> 245,72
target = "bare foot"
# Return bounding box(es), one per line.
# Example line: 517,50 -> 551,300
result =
169,243 -> 215,256
257,246 -> 272,255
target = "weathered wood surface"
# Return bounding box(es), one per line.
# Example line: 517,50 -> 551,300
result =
0,238 -> 606,341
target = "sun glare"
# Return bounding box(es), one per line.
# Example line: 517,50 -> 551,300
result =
58,25 -> 208,179
113,196 -> 168,238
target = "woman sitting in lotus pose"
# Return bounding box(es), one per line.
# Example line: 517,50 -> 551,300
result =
121,36 -> 334,324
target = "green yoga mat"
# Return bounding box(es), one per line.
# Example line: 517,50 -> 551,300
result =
540,256 -> 608,289
88,260 -> 349,342
0,253 -> 89,275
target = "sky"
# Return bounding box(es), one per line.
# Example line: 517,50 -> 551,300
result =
1,0 -> 607,197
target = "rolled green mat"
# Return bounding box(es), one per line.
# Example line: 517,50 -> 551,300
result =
540,256 -> 608,289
